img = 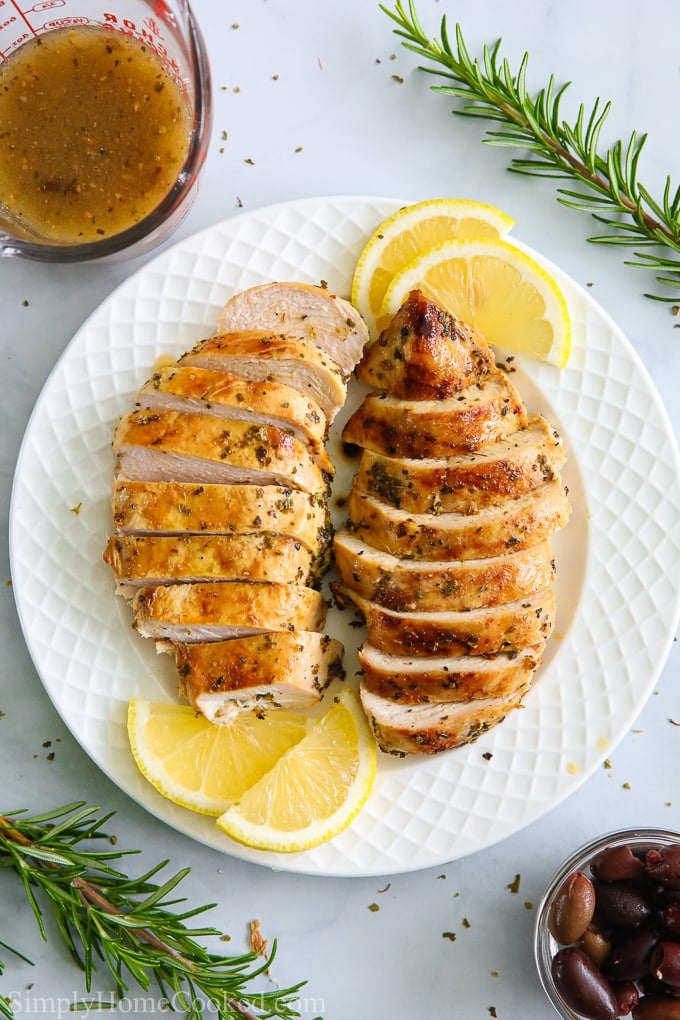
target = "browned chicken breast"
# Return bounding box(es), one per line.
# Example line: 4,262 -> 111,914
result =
104,280 -> 372,726
111,480 -> 331,558
180,331 -> 347,422
354,415 -> 566,514
216,281 -> 369,377
336,288 -> 570,754
347,478 -> 571,561
104,533 -> 315,595
333,531 -> 557,613
332,586 -> 555,657
136,364 -> 331,471
360,685 -> 531,755
113,410 -> 329,496
342,373 -> 527,458
358,643 -> 543,704
132,580 -> 327,642
173,631 -> 345,722
356,289 -> 495,398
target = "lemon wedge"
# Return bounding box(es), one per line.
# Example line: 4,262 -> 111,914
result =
128,699 -> 310,816
352,198 -> 515,337
380,237 -> 571,366
216,689 -> 377,853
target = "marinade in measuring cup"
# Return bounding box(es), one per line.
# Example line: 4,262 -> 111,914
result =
0,25 -> 192,244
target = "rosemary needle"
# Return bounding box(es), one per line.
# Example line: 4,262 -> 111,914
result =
0,803 -> 305,1020
381,0 -> 680,302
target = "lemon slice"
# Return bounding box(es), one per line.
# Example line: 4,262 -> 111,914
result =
352,198 -> 515,337
216,689 -> 377,852
128,699 -> 309,816
380,237 -> 571,366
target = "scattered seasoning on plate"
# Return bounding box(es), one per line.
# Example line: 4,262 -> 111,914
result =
377,882 -> 391,894
368,903 -> 380,912
507,874 -> 521,894
70,502 -> 82,515
488,1009 -> 498,1017
442,932 -> 456,941
462,917 -> 471,929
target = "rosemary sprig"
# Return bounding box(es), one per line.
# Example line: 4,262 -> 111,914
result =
0,803 -> 306,1020
381,0 -> 680,302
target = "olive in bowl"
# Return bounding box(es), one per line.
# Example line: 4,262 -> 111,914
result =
534,829 -> 680,1019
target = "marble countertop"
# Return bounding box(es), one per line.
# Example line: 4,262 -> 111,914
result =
1,1 -> 679,1017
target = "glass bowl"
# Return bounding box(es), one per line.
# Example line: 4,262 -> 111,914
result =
534,827 -> 680,1020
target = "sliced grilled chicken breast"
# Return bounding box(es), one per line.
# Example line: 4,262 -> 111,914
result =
113,410 -> 328,496
332,586 -> 555,657
104,533 -> 315,595
132,580 -> 327,642
136,364 -> 331,472
173,631 -> 345,722
180,331 -> 346,422
359,643 -> 543,704
357,289 -> 495,398
347,478 -> 571,561
360,684 -> 531,755
332,530 -> 556,612
216,281 -> 368,377
355,415 -> 565,514
112,481 -> 331,557
342,374 -> 527,458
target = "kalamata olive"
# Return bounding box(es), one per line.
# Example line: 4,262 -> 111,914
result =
662,902 -> 680,938
581,925 -> 613,966
595,882 -> 654,929
650,942 -> 680,987
633,996 -> 680,1019
646,846 -> 680,889
551,946 -> 620,1020
603,929 -> 658,982
612,980 -> 639,1015
592,846 -> 647,883
549,870 -> 597,944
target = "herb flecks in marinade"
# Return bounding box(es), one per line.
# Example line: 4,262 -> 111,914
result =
0,27 -> 191,244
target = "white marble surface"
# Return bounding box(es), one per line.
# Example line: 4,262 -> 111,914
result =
1,1 -> 679,1017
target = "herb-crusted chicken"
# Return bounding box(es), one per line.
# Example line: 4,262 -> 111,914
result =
334,290 -> 571,754
105,281 -> 369,723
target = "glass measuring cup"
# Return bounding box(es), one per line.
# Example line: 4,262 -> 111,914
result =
0,0 -> 211,262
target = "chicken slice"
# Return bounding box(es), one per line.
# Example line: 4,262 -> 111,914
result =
347,478 -> 571,561
216,281 -> 368,377
332,585 -> 555,657
136,364 -> 331,472
173,631 -> 345,723
359,643 -> 543,705
113,410 -> 328,496
132,580 -> 327,642
111,481 -> 331,558
357,289 -> 495,398
332,530 -> 556,612
342,373 -> 527,458
355,415 -> 566,514
360,684 -> 531,755
104,533 -> 315,596
180,330 -> 346,422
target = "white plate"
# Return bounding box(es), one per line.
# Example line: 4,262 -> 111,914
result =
10,196 -> 680,877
